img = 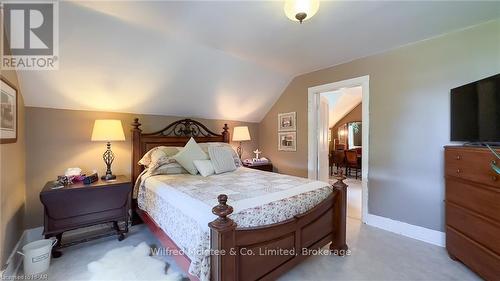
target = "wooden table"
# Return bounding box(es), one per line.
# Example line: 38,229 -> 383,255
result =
40,175 -> 131,257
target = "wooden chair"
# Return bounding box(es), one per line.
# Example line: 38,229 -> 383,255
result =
333,150 -> 346,175
345,150 -> 361,179
335,143 -> 346,151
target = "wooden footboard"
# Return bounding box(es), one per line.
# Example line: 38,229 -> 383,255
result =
209,177 -> 348,281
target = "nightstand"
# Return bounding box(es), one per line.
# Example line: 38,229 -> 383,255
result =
243,162 -> 273,172
40,175 -> 131,256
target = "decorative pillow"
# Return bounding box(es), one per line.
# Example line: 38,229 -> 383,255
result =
151,162 -> 188,176
138,146 -> 180,166
193,160 -> 215,177
173,138 -> 209,175
199,142 -> 242,167
208,146 -> 237,174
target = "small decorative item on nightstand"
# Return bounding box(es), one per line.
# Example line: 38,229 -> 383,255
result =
91,120 -> 126,180
253,149 -> 262,160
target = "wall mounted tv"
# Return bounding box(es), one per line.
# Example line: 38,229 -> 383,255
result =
450,73 -> 500,143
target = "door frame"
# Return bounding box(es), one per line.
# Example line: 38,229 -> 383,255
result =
307,75 -> 370,222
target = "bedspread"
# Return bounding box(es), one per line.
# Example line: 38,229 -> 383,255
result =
137,167 -> 332,280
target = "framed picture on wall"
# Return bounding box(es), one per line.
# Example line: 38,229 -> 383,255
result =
0,77 -> 18,144
278,112 -> 296,131
278,132 -> 296,151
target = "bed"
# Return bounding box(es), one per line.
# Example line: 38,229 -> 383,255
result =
130,118 -> 348,281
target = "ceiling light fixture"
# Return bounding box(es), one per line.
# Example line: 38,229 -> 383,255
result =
284,0 -> 320,24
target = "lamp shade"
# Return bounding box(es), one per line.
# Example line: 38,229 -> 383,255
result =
91,120 -> 125,141
232,126 -> 251,142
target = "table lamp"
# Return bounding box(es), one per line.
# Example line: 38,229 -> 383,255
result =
91,119 -> 125,180
232,126 -> 251,159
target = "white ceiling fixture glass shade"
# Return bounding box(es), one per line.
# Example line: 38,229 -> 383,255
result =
284,0 -> 320,23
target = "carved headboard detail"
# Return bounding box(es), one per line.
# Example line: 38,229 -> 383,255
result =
142,118 -> 227,138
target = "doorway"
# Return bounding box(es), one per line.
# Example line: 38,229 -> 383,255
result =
307,75 -> 369,222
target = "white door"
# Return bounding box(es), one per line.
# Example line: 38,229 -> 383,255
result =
318,96 -> 329,182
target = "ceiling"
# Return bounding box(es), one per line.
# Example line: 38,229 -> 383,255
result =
16,1 -> 500,122
323,87 -> 362,128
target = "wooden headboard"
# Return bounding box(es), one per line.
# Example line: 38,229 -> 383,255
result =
131,118 -> 230,184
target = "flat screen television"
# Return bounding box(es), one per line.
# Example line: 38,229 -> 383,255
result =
450,74 -> 500,143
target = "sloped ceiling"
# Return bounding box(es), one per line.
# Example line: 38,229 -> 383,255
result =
16,1 -> 500,122
324,87 -> 362,128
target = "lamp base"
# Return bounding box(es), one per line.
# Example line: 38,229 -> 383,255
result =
101,174 -> 116,181
237,142 -> 243,159
101,142 -> 117,181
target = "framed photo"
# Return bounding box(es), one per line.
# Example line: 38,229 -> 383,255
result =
1,77 -> 18,144
278,132 -> 297,151
278,112 -> 296,131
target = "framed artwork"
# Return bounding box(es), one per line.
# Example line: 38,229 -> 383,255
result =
278,132 -> 296,151
278,112 -> 296,131
1,77 -> 18,144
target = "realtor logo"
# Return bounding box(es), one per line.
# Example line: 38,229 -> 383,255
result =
1,1 -> 59,70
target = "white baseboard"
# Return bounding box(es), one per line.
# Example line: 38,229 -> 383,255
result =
1,227 -> 44,278
365,214 -> 445,247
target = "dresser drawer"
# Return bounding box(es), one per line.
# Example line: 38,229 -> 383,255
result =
446,178 -> 500,222
446,203 -> 500,255
445,148 -> 500,188
446,227 -> 500,281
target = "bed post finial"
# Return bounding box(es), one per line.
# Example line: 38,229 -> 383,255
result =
209,194 -> 236,230
132,118 -> 142,131
222,124 -> 230,143
209,194 -> 237,280
330,171 -> 348,254
332,170 -> 347,189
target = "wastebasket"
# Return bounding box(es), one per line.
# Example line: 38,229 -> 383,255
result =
17,238 -> 57,275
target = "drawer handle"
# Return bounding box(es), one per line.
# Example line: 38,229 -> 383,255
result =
456,155 -> 461,160
456,169 -> 461,174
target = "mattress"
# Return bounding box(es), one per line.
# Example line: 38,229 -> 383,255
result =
137,167 -> 332,280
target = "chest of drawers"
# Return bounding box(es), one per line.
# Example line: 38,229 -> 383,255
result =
444,146 -> 500,280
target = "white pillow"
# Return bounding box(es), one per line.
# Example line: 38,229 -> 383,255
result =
173,138 -> 209,175
193,160 -> 215,177
208,146 -> 237,174
138,146 -> 180,166
199,142 -> 242,167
